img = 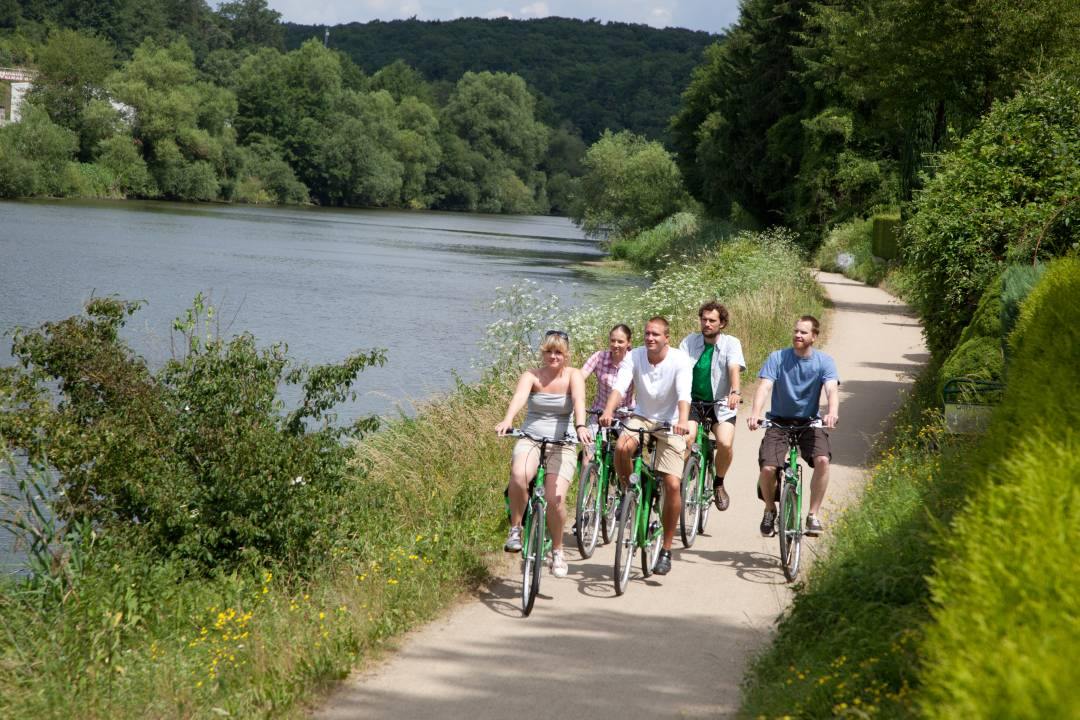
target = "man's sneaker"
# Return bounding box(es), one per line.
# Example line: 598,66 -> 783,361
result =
653,548 -> 672,575
504,525 -> 523,552
550,549 -> 568,578
760,509 -> 777,537
713,476 -> 730,511
805,514 -> 825,537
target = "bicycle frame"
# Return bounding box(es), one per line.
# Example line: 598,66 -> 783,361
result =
761,418 -> 820,582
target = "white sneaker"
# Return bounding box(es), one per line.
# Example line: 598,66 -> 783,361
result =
550,549 -> 568,578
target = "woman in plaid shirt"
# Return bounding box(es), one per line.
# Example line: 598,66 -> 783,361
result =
581,324 -> 636,429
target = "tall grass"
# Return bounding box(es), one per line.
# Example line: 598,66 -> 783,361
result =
0,226 -> 823,718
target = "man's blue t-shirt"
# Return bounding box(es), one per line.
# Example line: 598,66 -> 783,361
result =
759,348 -> 839,419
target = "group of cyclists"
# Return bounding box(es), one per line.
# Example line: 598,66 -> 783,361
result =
495,301 -> 840,580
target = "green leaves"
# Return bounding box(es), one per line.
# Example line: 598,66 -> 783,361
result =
572,130 -> 689,239
0,295 -> 386,573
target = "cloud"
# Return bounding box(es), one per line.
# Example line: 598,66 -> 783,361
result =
519,2 -> 549,17
648,5 -> 673,27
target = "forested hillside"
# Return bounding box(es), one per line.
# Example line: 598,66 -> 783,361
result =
3,2 -> 694,212
285,17 -> 717,143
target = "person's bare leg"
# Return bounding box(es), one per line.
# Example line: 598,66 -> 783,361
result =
661,473 -> 681,549
758,466 -> 778,508
712,421 -> 735,509
614,433 -> 638,486
545,472 -> 572,551
508,451 -> 540,525
808,456 -> 830,516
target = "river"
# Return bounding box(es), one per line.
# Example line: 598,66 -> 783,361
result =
0,199 -> 630,571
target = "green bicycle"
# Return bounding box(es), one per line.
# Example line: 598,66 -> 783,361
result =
574,409 -> 630,558
679,401 -> 724,547
761,418 -> 821,582
612,422 -> 670,596
504,429 -> 577,616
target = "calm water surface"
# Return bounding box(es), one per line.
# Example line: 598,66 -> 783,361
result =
0,199 -> 631,570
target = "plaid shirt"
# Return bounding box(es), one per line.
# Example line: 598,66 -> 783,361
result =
581,350 -> 635,414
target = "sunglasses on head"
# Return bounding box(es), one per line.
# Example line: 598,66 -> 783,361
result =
545,330 -> 569,341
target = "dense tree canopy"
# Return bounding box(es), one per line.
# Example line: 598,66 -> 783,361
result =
672,0 -> 1080,237
285,17 -> 717,144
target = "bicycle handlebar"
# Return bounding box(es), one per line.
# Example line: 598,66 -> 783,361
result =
501,428 -> 580,445
759,418 -> 823,430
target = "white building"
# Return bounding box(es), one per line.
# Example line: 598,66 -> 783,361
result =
0,67 -> 35,126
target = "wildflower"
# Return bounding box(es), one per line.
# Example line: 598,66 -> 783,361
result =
387,578 -> 399,585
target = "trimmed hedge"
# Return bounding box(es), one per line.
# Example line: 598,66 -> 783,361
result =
919,258 -> 1080,717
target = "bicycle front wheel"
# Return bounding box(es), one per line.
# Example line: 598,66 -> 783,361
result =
778,477 -> 802,582
600,465 -> 619,544
575,460 -> 601,559
642,482 -> 664,577
521,499 -> 545,616
613,490 -> 637,596
679,457 -> 701,547
698,463 -> 712,534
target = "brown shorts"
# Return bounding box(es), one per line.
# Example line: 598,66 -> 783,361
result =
757,425 -> 831,468
623,415 -> 687,478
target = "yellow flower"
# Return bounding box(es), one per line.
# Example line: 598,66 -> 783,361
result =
387,578 -> 399,585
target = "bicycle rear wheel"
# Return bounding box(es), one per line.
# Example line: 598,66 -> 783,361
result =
575,460 -> 601,559
641,482 -> 664,577
679,458 -> 701,547
613,490 -> 637,596
778,476 -> 802,582
521,499 -> 545,615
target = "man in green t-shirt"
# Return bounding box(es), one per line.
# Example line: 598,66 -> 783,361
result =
678,301 -> 746,510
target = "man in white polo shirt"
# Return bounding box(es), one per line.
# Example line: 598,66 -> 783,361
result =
600,316 -> 692,576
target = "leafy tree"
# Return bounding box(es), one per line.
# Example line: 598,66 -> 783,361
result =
435,71 -> 549,212
905,73 -> 1080,356
29,28 -> 116,160
0,104 -> 78,197
96,134 -> 154,196
670,0 -> 809,225
215,0 -> 283,50
572,130 -> 689,238
107,38 -> 238,200
369,59 -> 435,105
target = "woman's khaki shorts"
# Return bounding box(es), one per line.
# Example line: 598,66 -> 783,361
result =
512,437 -> 579,482
623,415 -> 687,477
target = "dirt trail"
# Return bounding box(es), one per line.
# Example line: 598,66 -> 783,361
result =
315,272 -> 927,719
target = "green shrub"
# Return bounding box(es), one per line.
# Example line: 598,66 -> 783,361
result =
0,295 -> 386,572
999,263 -> 1046,341
814,217 -> 887,284
97,135 -> 155,197
59,161 -> 117,198
918,258 -> 1080,717
938,335 -> 1003,388
871,212 -> 901,260
905,73 -> 1080,356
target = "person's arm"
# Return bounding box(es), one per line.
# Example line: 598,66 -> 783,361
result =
822,379 -> 839,428
569,368 -> 593,443
495,371 -> 534,435
602,353 -> 634,426
581,350 -> 601,379
726,337 -> 746,411
726,362 -> 742,411
748,379 -> 773,431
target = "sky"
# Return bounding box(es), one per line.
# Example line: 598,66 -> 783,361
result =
262,0 -> 740,34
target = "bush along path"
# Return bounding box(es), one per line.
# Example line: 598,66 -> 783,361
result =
315,272 -> 927,719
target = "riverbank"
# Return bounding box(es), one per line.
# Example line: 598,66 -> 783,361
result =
0,227 -> 822,717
